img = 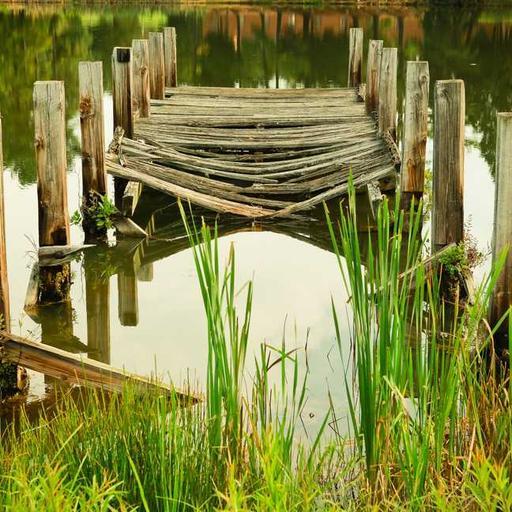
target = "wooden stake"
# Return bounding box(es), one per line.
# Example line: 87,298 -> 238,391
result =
432,80 -> 465,253
149,32 -> 165,100
111,47 -> 133,138
348,27 -> 364,88
132,39 -> 151,119
378,48 -> 398,141
365,39 -> 383,114
402,61 -> 429,207
490,112 -> 512,343
163,27 -> 177,88
33,81 -> 70,247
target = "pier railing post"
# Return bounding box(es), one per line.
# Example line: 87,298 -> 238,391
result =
149,32 -> 165,100
348,27 -> 363,88
79,61 -> 107,240
432,80 -> 465,253
163,27 -> 177,88
112,47 -> 133,138
365,39 -> 383,114
490,112 -> 512,345
401,61 -> 429,210
378,48 -> 398,141
132,39 -> 151,119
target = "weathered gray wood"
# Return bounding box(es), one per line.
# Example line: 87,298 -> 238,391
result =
432,80 -> 465,253
378,48 -> 398,141
111,47 -> 133,138
402,61 -> 429,206
163,27 -> 177,88
132,39 -> 151,119
149,32 -> 165,100
348,28 -> 364,87
490,112 -> 512,342
367,181 -> 383,219
34,82 -> 70,248
122,180 -> 142,217
365,40 -> 383,114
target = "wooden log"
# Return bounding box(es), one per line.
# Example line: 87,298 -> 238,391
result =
33,81 -> 70,247
348,27 -> 364,88
365,39 -> 383,114
163,27 -> 177,88
149,32 -> 165,100
118,269 -> 138,326
378,48 -> 398,141
111,47 -> 133,138
401,61 -> 429,209
489,112 -> 512,345
132,39 -> 151,119
432,80 -> 465,253
0,331 -> 197,401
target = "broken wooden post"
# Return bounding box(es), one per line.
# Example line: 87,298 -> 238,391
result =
348,27 -> 363,88
401,61 -> 429,210
378,48 -> 398,141
79,61 -> 107,241
163,27 -> 177,88
432,80 -> 465,254
365,39 -> 383,114
132,39 -> 151,119
489,112 -> 512,346
149,32 -> 165,100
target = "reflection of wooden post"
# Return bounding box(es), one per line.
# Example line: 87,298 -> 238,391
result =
365,39 -> 382,114
163,27 -> 177,88
132,40 -> 151,119
347,27 -> 363,87
432,80 -> 465,253
402,61 -> 429,210
378,48 -> 398,141
149,32 -> 165,100
490,113 -> 512,345
118,269 -> 138,327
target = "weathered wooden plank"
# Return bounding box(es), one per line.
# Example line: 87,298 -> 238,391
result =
163,27 -> 177,88
112,47 -> 133,138
33,81 -> 70,247
432,80 -> 465,253
122,180 -> 142,217
149,32 -> 165,100
348,27 -> 364,87
365,39 -> 383,114
378,48 -> 398,141
132,39 -> 151,119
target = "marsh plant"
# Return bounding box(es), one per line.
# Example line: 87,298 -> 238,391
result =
0,190 -> 511,510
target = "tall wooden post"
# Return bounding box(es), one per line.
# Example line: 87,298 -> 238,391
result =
401,61 -> 429,209
365,39 -> 383,114
149,32 -> 165,100
378,48 -> 398,141
348,27 -> 363,88
132,39 -> 151,119
490,113 -> 512,345
163,27 -> 177,88
432,80 -> 465,253
112,47 -> 133,138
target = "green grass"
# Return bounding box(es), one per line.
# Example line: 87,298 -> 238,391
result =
0,190 -> 511,510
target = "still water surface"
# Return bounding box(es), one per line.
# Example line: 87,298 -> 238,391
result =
1,3 -> 510,426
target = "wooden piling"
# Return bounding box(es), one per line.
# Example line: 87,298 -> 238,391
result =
401,61 -> 429,209
348,27 -> 364,88
149,32 -> 165,100
365,39 -> 383,114
163,27 -> 177,88
111,47 -> 133,138
132,39 -> 151,119
432,80 -> 465,253
490,112 -> 512,344
378,48 -> 398,141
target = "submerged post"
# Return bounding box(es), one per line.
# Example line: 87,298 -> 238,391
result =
490,113 -> 512,346
378,48 -> 398,141
112,47 -> 133,138
348,27 -> 363,88
149,32 -> 165,100
401,61 -> 429,209
365,39 -> 383,114
432,80 -> 465,253
163,27 -> 177,88
79,62 -> 107,240
132,39 -> 151,119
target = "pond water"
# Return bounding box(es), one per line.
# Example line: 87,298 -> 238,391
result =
0,3 -> 510,429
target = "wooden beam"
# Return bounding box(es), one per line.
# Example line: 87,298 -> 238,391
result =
163,27 -> 178,88
149,32 -> 165,100
348,27 -> 364,88
121,180 -> 142,217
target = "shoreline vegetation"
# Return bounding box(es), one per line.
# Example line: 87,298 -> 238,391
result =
1,191 -> 511,510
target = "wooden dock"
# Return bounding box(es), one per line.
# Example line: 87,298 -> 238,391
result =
105,85 -> 399,218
